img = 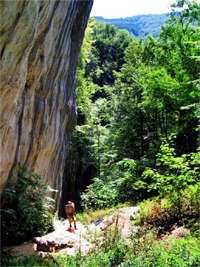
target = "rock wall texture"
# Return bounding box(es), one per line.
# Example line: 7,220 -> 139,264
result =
0,0 -> 93,207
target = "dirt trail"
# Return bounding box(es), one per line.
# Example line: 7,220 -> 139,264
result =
116,207 -> 140,237
5,206 -> 139,258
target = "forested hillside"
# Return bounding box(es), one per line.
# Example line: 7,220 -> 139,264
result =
76,1 -> 200,210
73,3 -> 200,262
95,13 -> 169,37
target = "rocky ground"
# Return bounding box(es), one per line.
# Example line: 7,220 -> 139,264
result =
5,206 -> 140,258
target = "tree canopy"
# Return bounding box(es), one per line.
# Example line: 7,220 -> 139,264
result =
75,0 -> 200,209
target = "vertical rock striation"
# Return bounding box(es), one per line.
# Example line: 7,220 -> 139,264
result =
0,0 -> 93,207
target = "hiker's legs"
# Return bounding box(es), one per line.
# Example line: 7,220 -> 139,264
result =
68,216 -> 73,228
68,215 -> 77,229
73,215 -> 77,229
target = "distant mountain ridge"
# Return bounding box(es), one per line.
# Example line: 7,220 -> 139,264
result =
95,13 -> 170,38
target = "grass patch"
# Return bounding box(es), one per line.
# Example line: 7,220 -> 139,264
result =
76,202 -> 131,225
2,235 -> 200,267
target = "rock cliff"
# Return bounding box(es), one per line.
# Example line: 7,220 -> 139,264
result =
0,0 -> 93,207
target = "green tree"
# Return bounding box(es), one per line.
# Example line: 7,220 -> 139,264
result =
76,1 -> 200,208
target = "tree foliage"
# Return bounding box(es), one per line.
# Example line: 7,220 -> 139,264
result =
76,0 -> 200,209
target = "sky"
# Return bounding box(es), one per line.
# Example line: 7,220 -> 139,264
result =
90,0 -> 177,18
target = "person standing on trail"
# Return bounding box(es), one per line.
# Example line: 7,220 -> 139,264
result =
65,201 -> 77,230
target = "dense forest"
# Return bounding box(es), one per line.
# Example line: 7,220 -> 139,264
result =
76,0 -> 200,210
96,13 -> 169,37
1,0 -> 200,266
73,1 -> 200,263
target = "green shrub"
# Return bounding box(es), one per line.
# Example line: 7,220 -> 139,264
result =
138,198 -> 172,231
137,183 -> 200,232
4,236 -> 199,267
81,143 -> 200,213
143,144 -> 200,197
81,158 -> 148,209
110,159 -> 147,202
81,177 -> 119,209
119,236 -> 200,267
1,166 -> 54,246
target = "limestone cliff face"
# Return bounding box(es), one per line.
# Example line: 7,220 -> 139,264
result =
0,0 -> 93,207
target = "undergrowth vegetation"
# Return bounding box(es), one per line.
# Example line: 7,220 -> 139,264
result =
2,233 -> 200,267
1,166 -> 54,246
137,183 -> 200,233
